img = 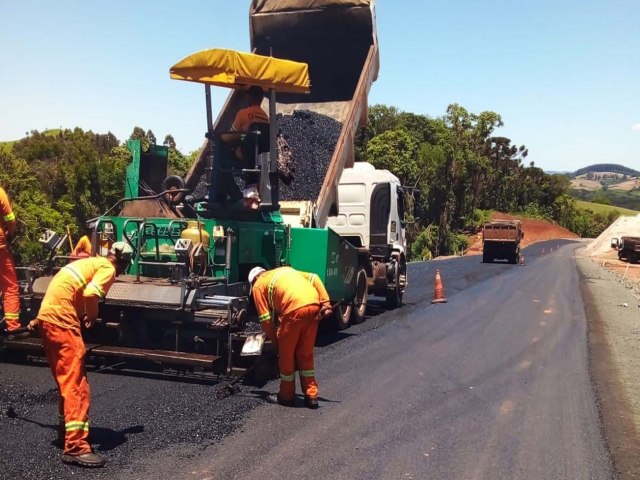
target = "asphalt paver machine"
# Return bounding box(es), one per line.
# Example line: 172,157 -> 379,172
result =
3,49 -> 358,378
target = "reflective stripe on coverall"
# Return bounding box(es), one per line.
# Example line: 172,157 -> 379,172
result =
0,187 -> 19,330
252,267 -> 330,401
36,258 -> 116,455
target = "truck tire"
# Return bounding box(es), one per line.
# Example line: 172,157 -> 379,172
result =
351,268 -> 368,324
385,265 -> 403,309
334,303 -> 352,331
482,250 -> 491,263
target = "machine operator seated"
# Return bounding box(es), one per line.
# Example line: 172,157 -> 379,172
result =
220,85 -> 269,166
214,86 -> 270,206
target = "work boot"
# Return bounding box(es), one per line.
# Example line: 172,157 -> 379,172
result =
54,423 -> 65,449
304,396 -> 319,410
266,393 -> 294,407
61,452 -> 106,468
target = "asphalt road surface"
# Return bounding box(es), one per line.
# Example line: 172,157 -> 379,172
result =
0,240 -> 616,479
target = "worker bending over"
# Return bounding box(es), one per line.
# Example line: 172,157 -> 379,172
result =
0,186 -> 22,337
248,266 -> 333,409
28,242 -> 133,468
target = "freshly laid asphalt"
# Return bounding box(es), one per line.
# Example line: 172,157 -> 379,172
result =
0,240 -> 620,479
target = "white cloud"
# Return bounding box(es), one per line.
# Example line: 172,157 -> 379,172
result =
632,123 -> 640,132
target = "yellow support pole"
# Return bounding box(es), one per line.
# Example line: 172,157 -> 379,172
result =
66,225 -> 75,251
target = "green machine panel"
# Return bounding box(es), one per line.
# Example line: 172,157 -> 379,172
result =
237,223 -> 286,272
288,227 -> 357,303
125,140 -> 169,199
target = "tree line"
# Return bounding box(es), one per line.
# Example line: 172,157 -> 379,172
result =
0,127 -> 192,264
0,103 -> 620,264
356,104 -> 620,259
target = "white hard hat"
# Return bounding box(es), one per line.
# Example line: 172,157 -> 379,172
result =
248,266 -> 266,284
109,241 -> 134,262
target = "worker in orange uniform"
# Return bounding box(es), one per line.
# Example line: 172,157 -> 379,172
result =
0,186 -> 22,337
221,85 -> 269,161
28,242 -> 133,468
215,86 -> 269,204
248,266 -> 333,409
71,234 -> 92,258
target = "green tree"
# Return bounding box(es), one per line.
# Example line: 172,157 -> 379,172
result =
163,134 -> 191,177
366,129 -> 420,186
0,150 -> 74,263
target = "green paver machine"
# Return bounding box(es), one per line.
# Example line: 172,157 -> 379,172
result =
4,48 -> 358,377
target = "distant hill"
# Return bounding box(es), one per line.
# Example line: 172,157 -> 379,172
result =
569,163 -> 640,211
574,163 -> 640,177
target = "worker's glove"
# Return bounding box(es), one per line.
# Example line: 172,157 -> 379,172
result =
319,303 -> 333,319
27,319 -> 39,332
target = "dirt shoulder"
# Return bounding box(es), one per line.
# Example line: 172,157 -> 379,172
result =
577,251 -> 640,479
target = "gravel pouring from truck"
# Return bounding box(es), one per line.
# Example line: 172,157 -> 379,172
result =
254,2 -> 407,328
185,0 -> 378,227
181,1 -> 386,330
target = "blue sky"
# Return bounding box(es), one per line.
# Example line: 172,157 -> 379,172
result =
1,0 -> 638,172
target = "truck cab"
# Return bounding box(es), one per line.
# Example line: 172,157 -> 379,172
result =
327,162 -> 407,314
327,162 -> 406,252
612,236 -> 640,263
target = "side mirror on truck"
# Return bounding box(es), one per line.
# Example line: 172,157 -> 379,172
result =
611,238 -> 619,249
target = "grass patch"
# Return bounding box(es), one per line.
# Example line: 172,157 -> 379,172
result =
0,140 -> 15,153
575,200 -> 638,216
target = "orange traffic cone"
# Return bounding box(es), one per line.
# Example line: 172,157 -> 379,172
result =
432,269 -> 447,304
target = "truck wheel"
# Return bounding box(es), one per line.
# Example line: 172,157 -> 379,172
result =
385,266 -> 403,309
386,284 -> 403,309
482,251 -> 491,263
351,268 -> 368,324
334,303 -> 352,331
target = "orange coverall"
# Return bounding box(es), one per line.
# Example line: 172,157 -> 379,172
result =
0,186 -> 20,331
252,266 -> 330,402
36,257 -> 116,456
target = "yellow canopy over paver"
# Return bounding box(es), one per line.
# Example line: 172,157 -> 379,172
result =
170,48 -> 310,94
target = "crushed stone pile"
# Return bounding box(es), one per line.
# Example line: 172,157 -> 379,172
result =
584,213 -> 640,256
277,110 -> 342,201
191,110 -> 342,202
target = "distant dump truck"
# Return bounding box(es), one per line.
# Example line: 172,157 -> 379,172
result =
611,236 -> 640,264
482,220 -> 524,264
